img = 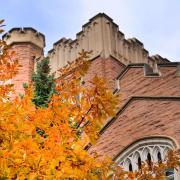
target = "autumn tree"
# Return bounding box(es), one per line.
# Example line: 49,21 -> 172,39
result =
0,21 -> 118,178
0,20 -> 19,101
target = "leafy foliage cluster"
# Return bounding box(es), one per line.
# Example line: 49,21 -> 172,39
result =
0,22 -> 118,178
0,20 -> 19,101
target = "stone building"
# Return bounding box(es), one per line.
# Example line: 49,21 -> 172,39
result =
3,13 -> 180,179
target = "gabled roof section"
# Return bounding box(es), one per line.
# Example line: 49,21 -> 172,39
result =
100,96 -> 180,135
116,62 -> 180,81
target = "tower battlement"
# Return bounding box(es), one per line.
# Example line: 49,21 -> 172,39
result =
48,13 -> 170,74
2,27 -> 45,95
2,27 -> 45,49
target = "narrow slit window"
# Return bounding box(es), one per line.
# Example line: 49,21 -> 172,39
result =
129,163 -> 133,172
138,156 -> 142,170
147,153 -> 152,168
157,151 -> 162,163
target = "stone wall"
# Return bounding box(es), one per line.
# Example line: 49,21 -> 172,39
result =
83,56 -> 125,90
90,63 -> 180,158
117,63 -> 180,108
10,43 -> 43,95
92,98 -> 180,158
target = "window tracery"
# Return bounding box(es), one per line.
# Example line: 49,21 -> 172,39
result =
116,137 -> 178,179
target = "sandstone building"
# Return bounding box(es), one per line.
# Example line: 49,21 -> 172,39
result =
3,13 -> 180,179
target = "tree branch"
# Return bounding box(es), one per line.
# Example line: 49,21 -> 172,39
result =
76,104 -> 93,129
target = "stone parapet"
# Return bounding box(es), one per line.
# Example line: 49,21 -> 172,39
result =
2,27 -> 45,95
2,27 -> 45,49
48,13 -> 170,75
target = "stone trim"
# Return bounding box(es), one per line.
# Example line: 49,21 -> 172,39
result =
109,55 -> 126,67
114,136 -> 180,179
8,41 -> 43,52
114,136 -> 179,161
3,27 -> 45,49
116,62 -> 180,80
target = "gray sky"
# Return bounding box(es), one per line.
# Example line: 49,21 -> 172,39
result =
1,0 -> 180,61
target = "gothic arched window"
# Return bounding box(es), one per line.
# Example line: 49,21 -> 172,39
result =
138,156 -> 142,170
115,136 -> 178,179
147,153 -> 152,168
129,163 -> 133,172
157,151 -> 162,163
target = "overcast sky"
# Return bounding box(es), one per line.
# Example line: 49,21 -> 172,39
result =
1,0 -> 180,61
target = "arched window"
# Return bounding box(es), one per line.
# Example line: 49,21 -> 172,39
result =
147,153 -> 151,166
142,147 -> 150,162
115,137 -> 178,179
123,158 -> 134,172
133,152 -> 141,170
157,151 -> 162,163
138,156 -> 142,170
146,153 -> 152,170
129,163 -> 133,172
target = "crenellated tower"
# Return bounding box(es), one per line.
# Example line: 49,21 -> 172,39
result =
2,27 -> 45,95
48,13 -> 170,75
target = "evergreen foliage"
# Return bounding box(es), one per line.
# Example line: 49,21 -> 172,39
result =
32,57 -> 56,107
